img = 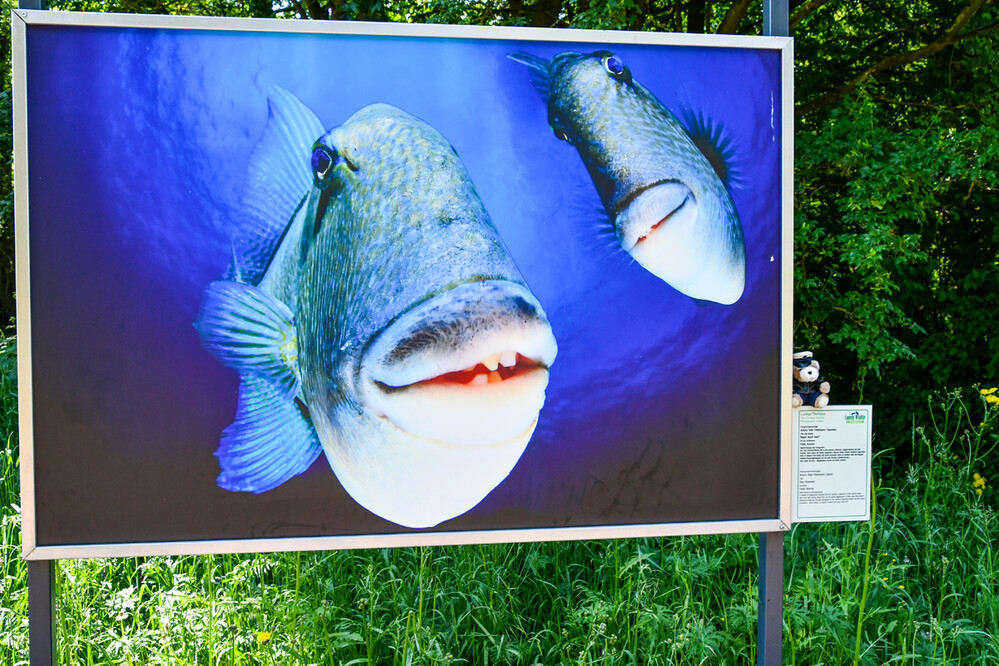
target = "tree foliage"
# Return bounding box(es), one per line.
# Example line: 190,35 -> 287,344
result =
1,0 -> 18,324
1,0 -> 998,450
792,1 -> 999,446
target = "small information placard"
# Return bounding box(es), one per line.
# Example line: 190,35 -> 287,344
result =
792,405 -> 872,523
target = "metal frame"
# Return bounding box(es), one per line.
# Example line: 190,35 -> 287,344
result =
18,6 -> 792,665
26,517 -> 791,560
28,560 -> 55,665
758,4 -> 789,664
11,8 -> 792,46
14,10 -> 794,562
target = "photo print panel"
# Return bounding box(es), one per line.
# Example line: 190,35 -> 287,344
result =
13,12 -> 793,559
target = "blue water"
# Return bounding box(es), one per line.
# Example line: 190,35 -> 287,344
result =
25,20 -> 784,545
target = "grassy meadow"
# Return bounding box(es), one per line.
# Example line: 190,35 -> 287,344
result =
1,334 -> 997,665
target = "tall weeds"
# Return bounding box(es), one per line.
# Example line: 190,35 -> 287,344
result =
1,331 -> 997,665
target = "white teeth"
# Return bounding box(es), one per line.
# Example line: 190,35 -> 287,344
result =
363,280 -> 558,389
481,351 -> 517,372
363,367 -> 551,446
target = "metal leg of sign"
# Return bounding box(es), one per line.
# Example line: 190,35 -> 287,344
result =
757,531 -> 784,666
763,0 -> 790,36
29,559 -> 56,666
759,1 -> 787,664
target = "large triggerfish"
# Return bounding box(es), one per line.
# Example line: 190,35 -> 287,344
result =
196,88 -> 557,528
510,51 -> 746,305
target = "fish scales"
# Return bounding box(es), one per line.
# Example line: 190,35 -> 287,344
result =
297,109 -> 516,397
512,50 -> 746,304
196,90 -> 557,528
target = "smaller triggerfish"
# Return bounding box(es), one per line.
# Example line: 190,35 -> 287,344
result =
195,87 -> 557,528
510,51 -> 746,305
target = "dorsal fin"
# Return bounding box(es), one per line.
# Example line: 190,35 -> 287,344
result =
509,52 -> 552,100
236,87 -> 325,282
680,109 -> 738,188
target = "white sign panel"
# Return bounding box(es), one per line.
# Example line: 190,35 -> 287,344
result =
792,406 -> 872,522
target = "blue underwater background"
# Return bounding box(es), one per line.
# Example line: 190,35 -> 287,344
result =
24,20 -> 783,545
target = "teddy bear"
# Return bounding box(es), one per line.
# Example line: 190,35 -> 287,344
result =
792,351 -> 830,408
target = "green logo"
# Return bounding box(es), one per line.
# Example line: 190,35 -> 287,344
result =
845,411 -> 866,424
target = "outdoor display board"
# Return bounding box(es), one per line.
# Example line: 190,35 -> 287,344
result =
13,11 -> 794,559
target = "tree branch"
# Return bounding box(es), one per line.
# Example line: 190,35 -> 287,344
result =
797,0 -> 988,115
530,0 -> 564,27
953,18 -> 999,42
789,0 -> 831,30
303,0 -> 326,19
868,94 -> 972,111
717,0 -> 751,34
629,0 -> 650,31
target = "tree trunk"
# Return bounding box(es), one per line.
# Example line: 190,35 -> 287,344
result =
718,0 -> 751,33
530,0 -> 564,27
688,0 -> 706,33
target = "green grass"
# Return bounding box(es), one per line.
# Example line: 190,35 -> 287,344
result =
1,332 -> 998,664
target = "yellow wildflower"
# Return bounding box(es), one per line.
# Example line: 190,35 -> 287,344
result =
973,474 -> 986,489
982,387 -> 998,395
987,395 -> 999,405
257,631 -> 272,644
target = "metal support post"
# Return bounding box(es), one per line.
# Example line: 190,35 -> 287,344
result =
29,560 -> 56,666
758,4 -> 788,665
22,0 -> 53,659
757,531 -> 785,665
763,0 -> 790,37
20,0 -> 53,658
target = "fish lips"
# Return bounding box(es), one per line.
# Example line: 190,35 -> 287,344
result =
360,280 -> 558,447
615,181 -> 745,305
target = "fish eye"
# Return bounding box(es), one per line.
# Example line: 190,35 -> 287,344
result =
602,54 -> 632,84
311,145 -> 339,189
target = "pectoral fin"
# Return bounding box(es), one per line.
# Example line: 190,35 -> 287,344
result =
216,376 -> 322,493
195,280 -> 300,400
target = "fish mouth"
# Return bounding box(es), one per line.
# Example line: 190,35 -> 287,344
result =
614,181 -> 744,305
360,280 -> 558,447
615,180 -> 696,254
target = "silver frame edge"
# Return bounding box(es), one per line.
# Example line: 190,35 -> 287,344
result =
12,9 -> 38,560
14,9 -> 792,50
779,38 -> 795,532
27,518 -> 788,560
14,12 -> 795,560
